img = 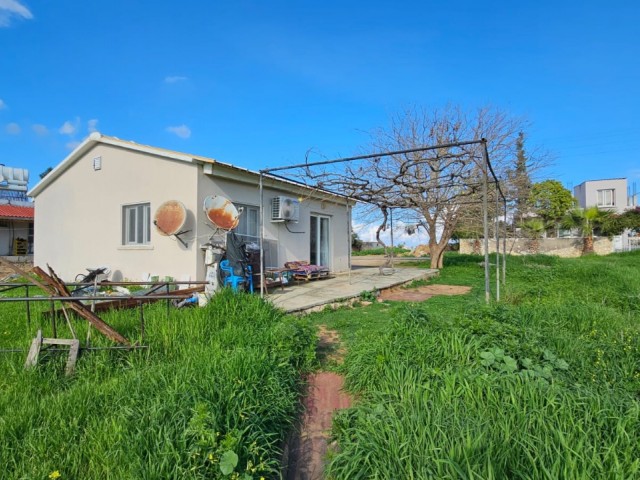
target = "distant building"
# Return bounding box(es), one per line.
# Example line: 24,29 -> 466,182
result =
0,205 -> 34,256
0,166 -> 34,257
573,178 -> 635,214
574,177 -> 639,252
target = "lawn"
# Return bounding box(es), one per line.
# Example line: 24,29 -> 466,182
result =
0,289 -> 316,479
310,252 -> 640,479
1,252 -> 639,479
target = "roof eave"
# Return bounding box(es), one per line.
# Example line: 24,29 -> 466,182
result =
28,132 -> 102,197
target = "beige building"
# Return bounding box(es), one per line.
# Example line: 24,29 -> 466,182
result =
29,133 -> 353,281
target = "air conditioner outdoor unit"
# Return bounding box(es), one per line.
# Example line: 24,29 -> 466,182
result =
271,196 -> 300,222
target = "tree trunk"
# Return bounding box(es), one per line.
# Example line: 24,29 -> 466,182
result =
582,235 -> 594,255
430,244 -> 446,269
472,238 -> 481,254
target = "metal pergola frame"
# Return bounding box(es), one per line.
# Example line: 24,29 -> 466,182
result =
258,138 -> 507,303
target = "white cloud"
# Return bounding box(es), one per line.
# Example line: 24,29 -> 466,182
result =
0,98 -> 6,109
58,118 -> 78,135
87,118 -> 98,133
32,123 -> 48,136
166,124 -> 191,139
0,0 -> 33,27
164,75 -> 188,84
66,140 -> 81,150
5,122 -> 20,135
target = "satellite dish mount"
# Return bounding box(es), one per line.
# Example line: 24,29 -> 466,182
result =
153,200 -> 191,247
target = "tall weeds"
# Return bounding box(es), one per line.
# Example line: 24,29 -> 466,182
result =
324,252 -> 640,479
0,289 -> 315,479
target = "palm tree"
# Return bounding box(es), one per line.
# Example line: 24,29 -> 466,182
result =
562,207 -> 611,255
521,218 -> 546,253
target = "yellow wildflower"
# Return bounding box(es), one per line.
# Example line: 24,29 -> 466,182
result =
49,472 -> 61,479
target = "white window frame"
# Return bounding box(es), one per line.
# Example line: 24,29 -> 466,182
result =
122,203 -> 151,245
597,189 -> 615,207
234,203 -> 260,244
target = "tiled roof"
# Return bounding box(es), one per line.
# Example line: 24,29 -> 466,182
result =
0,205 -> 34,219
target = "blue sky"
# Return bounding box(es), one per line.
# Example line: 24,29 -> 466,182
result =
1,0 -> 639,194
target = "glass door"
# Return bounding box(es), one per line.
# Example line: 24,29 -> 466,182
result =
310,215 -> 330,266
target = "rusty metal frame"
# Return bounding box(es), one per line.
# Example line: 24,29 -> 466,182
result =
258,139 -> 507,303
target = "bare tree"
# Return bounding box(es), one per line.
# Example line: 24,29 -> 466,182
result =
306,105 -> 526,269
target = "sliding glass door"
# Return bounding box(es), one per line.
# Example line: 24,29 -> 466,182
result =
310,215 -> 330,266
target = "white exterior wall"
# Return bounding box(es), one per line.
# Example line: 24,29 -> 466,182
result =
574,178 -> 628,213
196,168 -> 351,276
33,139 -> 353,282
34,144 -> 200,281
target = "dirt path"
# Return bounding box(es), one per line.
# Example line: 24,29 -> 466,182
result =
379,283 -> 471,301
284,327 -> 351,480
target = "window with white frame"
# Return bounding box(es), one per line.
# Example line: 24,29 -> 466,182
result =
597,189 -> 615,207
122,203 -> 151,245
234,203 -> 259,244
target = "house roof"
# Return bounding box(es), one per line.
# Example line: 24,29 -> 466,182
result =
28,132 -> 352,203
0,204 -> 35,220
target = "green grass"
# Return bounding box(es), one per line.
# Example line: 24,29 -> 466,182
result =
352,246 -> 412,256
0,289 -> 316,479
311,251 -> 640,479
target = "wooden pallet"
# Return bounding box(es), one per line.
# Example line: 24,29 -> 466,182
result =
24,329 -> 81,376
292,271 -> 331,282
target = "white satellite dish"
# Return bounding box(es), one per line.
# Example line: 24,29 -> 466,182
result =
203,195 -> 240,230
154,200 -> 188,236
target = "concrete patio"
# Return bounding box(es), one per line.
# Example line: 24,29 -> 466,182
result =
264,266 -> 439,313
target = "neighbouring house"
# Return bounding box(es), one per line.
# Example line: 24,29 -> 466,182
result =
0,165 -> 34,258
0,204 -> 34,257
573,177 -> 639,252
573,178 -> 634,214
29,132 -> 354,282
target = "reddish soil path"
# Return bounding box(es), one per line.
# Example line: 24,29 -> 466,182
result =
284,328 -> 351,480
379,284 -> 471,301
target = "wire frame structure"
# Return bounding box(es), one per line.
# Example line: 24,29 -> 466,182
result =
258,139 -> 507,303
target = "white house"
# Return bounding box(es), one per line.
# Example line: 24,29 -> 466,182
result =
29,133 -> 353,282
573,178 -> 632,214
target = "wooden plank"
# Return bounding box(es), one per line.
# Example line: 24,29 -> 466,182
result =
65,340 -> 80,376
42,338 -> 78,346
0,257 -> 49,291
24,329 -> 42,369
34,266 -> 130,346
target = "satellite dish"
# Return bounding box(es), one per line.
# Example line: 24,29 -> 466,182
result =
203,195 -> 240,230
154,200 -> 187,236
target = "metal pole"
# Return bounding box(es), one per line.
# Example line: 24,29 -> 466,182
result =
347,201 -> 352,285
259,173 -> 265,297
482,142 -> 490,303
166,283 -> 170,319
261,139 -> 485,174
495,184 -> 500,301
50,298 -> 57,338
139,301 -> 145,342
390,207 -> 395,270
25,285 -> 31,331
503,199 -> 507,284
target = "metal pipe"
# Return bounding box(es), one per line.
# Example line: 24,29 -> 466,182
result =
347,200 -> 352,285
0,345 -> 150,354
259,172 -> 265,297
50,298 -> 57,338
390,207 -> 395,270
482,140 -> 490,303
0,295 -> 197,302
25,285 -> 31,330
495,182 -> 500,301
503,199 -> 508,284
261,140 -> 485,173
139,301 -> 145,342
